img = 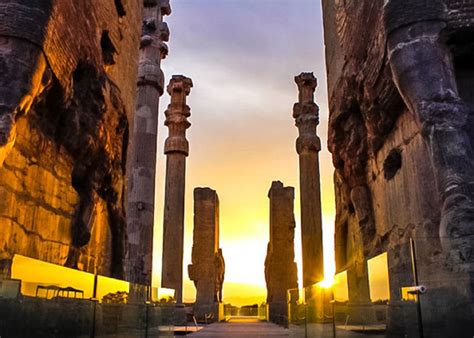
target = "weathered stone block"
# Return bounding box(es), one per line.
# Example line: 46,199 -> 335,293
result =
188,188 -> 225,322
265,181 -> 298,325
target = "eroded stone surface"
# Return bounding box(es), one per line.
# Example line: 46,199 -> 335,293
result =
293,72 -> 324,287
264,181 -> 298,325
188,188 -> 225,321
322,0 -> 474,335
0,0 -> 141,279
161,75 -> 193,303
126,0 -> 171,286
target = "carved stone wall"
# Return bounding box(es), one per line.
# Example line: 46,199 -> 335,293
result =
0,0 -> 141,279
323,0 -> 474,335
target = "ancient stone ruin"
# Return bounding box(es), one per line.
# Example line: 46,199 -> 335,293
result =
264,181 -> 298,325
161,75 -> 193,303
188,188 -> 225,321
293,72 -> 324,287
0,0 -> 141,279
323,0 -> 474,335
126,0 -> 171,286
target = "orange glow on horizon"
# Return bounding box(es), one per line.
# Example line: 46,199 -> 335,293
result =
151,132 -> 337,305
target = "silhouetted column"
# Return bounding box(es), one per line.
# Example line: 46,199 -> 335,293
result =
188,188 -> 225,321
161,75 -> 193,303
293,72 -> 324,287
264,181 -> 298,325
126,0 -> 171,286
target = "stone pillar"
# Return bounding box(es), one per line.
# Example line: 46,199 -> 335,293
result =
161,75 -> 193,304
264,181 -> 298,325
293,72 -> 324,287
126,0 -> 171,286
188,188 -> 225,321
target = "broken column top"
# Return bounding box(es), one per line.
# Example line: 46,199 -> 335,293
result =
268,181 -> 295,199
194,187 -> 219,201
295,72 -> 317,103
293,73 -> 319,122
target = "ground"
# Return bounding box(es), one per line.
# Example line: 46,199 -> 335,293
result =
188,317 -> 290,337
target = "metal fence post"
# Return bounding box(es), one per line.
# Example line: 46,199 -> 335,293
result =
410,238 -> 424,338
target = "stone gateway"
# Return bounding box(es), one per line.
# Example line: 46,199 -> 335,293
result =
0,0 -> 141,280
322,0 -> 474,335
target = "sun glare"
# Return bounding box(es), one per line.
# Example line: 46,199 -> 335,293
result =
319,277 -> 335,289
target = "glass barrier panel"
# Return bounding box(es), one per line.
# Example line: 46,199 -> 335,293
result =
0,254 -> 95,337
95,277 -> 147,337
149,287 -> 176,335
333,260 -> 389,338
367,253 -> 390,303
332,271 -> 350,336
11,254 -> 95,299
306,282 -> 334,338
385,241 -> 421,338
258,303 -> 269,321
415,236 -> 474,338
333,271 -> 348,303
148,303 -> 175,337
287,287 -> 306,337
224,303 -> 239,317
153,287 -> 176,304
0,254 -> 178,337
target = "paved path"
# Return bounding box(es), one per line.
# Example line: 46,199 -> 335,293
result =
188,317 -> 289,337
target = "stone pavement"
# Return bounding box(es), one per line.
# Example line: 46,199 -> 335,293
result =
188,317 -> 289,337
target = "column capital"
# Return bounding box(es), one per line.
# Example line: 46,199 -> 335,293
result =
143,0 -> 172,16
293,72 -> 320,154
295,72 -> 317,101
164,75 -> 193,155
167,75 -> 193,96
159,0 -> 172,16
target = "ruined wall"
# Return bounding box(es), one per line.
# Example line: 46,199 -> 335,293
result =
323,0 -> 474,336
0,0 -> 141,279
265,181 -> 298,325
188,188 -> 225,320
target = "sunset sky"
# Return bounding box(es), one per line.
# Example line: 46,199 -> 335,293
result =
152,0 -> 335,306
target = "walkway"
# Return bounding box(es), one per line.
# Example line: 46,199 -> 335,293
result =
188,317 -> 289,337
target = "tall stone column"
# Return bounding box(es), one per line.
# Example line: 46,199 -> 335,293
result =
264,181 -> 298,325
293,72 -> 324,287
161,75 -> 193,303
188,188 -> 225,321
126,0 -> 171,286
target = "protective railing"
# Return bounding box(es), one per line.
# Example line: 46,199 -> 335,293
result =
0,254 -> 176,337
287,236 -> 474,337
222,303 -> 269,322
